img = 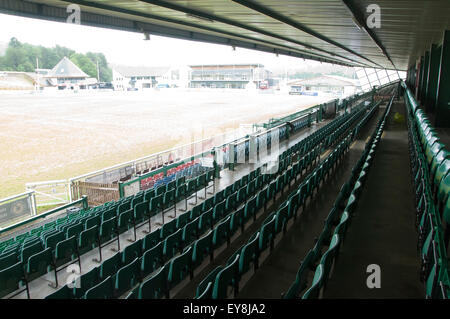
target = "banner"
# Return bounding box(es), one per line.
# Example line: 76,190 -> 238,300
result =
0,195 -> 33,224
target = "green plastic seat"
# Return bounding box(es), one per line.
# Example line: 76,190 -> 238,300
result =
149,195 -> 163,217
256,190 -> 267,211
333,211 -> 350,243
182,217 -> 199,245
244,197 -> 257,222
142,230 -> 160,253
433,158 -> 450,196
195,281 -> 213,299
118,209 -> 134,234
45,231 -> 65,251
213,200 -> 226,223
167,246 -> 193,291
195,266 -> 222,298
319,234 -> 340,287
189,205 -> 202,221
214,190 -> 225,205
212,254 -> 239,299
302,262 -> 324,299
176,212 -> 189,230
98,217 -> 118,246
0,261 -> 28,299
45,284 -> 73,299
26,247 -> 54,282
85,215 -> 101,229
134,201 -> 148,225
163,229 -> 182,260
84,275 -> 114,299
275,203 -> 289,234
283,250 -> 315,299
202,197 -> 214,213
66,223 -> 83,239
229,207 -> 244,235
237,187 -> 247,205
72,266 -> 100,298
258,214 -> 276,252
212,216 -> 231,249
225,192 -> 238,212
156,184 -> 166,196
101,208 -> 115,223
114,258 -> 141,297
192,230 -> 214,268
100,253 -> 121,280
238,232 -> 259,276
160,218 -> 177,240
141,241 -> 163,278
198,208 -> 213,233
425,263 -> 438,299
138,266 -> 167,299
78,225 -> 99,256
0,251 -> 18,270
122,239 -> 142,264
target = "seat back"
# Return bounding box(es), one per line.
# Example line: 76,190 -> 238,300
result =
84,276 -> 114,299
138,266 -> 167,299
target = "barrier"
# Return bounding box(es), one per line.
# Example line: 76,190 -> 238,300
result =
0,191 -> 36,228
0,195 -> 88,237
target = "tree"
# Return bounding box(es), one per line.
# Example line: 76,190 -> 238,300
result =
86,52 -> 112,82
69,53 -> 97,78
0,37 -> 113,81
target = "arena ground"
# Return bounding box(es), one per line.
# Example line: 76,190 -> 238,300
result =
0,88 -> 332,198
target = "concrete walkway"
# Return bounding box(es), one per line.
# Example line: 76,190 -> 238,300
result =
323,98 -> 423,298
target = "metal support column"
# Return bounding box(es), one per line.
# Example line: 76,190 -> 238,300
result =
435,30 -> 450,127
420,51 -> 430,104
425,44 -> 441,113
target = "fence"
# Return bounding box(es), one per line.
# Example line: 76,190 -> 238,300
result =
70,126 -> 253,202
72,181 -> 119,207
25,180 -> 70,207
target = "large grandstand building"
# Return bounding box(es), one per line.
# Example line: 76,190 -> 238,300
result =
188,64 -> 271,89
0,0 -> 449,305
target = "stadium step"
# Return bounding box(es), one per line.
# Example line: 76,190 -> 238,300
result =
235,101 -> 383,298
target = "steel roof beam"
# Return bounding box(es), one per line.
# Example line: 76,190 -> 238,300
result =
341,0 -> 397,69
0,0 -> 363,67
230,0 -> 383,68
137,0 -> 372,67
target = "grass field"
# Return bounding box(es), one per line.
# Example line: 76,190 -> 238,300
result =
0,88 -> 331,199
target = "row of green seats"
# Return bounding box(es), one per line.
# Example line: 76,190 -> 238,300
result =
404,81 -> 450,299
299,93 -> 394,299
44,109 -> 337,299
10,91 -> 374,302
195,131 -> 355,299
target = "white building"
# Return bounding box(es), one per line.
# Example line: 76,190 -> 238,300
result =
111,65 -> 188,91
43,57 -> 97,90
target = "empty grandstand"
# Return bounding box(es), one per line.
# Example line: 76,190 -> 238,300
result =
0,0 -> 449,305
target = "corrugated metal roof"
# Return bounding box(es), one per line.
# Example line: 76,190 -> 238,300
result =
1,0 -> 449,70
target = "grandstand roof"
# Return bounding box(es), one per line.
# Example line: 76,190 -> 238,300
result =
112,65 -> 171,78
47,57 -> 89,78
1,1 -> 449,70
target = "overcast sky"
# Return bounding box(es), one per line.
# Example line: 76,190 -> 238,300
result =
0,12 -> 332,72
